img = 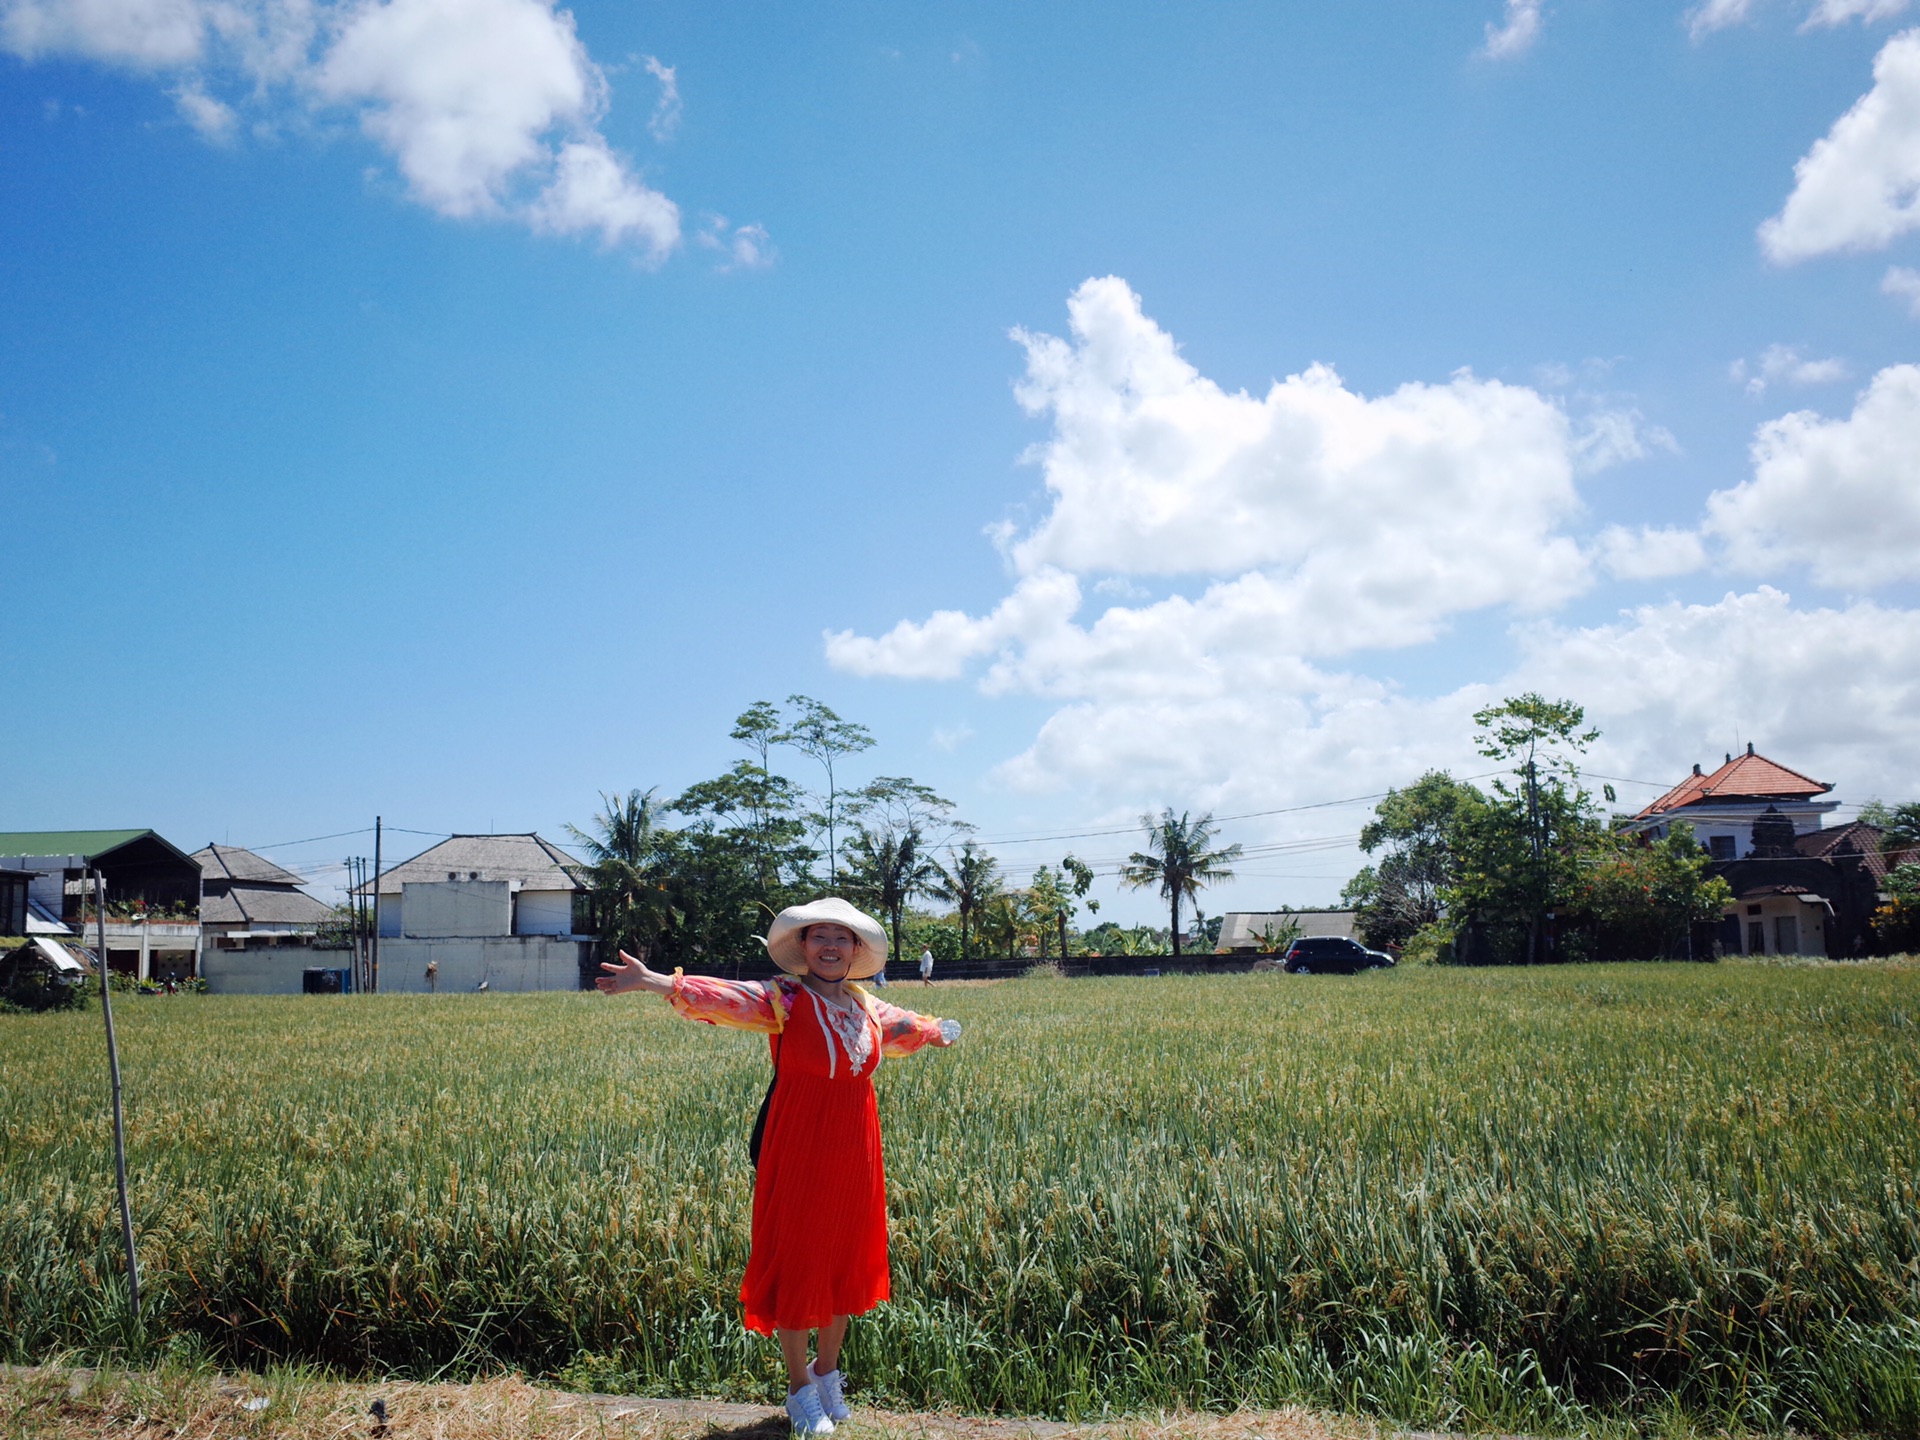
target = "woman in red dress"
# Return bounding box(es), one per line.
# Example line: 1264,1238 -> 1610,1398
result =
597,898 -> 960,1436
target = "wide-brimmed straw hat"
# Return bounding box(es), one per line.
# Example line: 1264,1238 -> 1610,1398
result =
762,897 -> 889,980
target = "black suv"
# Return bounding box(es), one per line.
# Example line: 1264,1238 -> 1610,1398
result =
1282,936 -> 1396,974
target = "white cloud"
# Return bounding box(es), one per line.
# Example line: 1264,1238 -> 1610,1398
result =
1882,262 -> 1920,312
1729,343 -> 1850,395
172,78 -> 236,138
1686,0 -> 1759,40
641,53 -> 678,140
1481,0 -> 1543,57
1,0 -> 683,257
824,280 -> 1920,884
1516,588 -> 1920,796
1706,363 -> 1920,584
1004,278 -> 1588,590
982,590 -> 1920,855
1572,407 -> 1679,473
1,0 -> 212,65
527,137 -> 677,256
1594,524 -> 1709,580
1759,28 -> 1920,263
1804,0 -> 1910,27
697,215 -> 774,271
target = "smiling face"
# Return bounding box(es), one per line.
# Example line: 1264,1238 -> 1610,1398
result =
800,922 -> 858,981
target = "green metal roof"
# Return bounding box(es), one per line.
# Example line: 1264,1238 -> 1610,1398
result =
0,830 -> 157,861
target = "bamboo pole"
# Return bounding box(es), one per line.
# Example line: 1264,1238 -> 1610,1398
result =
94,869 -> 140,1330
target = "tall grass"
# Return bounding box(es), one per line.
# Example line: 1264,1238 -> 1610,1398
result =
3,963 -> 1917,1432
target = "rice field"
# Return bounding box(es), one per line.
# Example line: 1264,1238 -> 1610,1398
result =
3,962 -> 1918,1435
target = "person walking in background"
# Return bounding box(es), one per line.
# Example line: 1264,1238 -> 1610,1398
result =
918,945 -> 935,986
595,898 -> 961,1436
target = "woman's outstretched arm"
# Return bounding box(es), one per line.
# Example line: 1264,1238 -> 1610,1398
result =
867,994 -> 961,1056
598,952 -> 786,1033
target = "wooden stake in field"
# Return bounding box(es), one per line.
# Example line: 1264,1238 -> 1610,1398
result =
93,869 -> 140,1330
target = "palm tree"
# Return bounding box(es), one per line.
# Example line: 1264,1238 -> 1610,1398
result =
566,789 -> 679,961
1119,809 -> 1243,957
842,822 -> 941,973
930,841 -> 1001,960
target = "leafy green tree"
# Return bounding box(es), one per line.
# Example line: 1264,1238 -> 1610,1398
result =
842,822 -> 942,974
1456,695 -> 1602,964
930,841 -> 1001,959
1578,826 -> 1733,960
777,695 -> 874,884
1343,771 -> 1485,947
1120,809 -> 1243,957
671,761 -> 812,916
1027,866 -> 1070,960
976,890 -> 1025,956
1875,862 -> 1920,953
1860,799 -> 1920,858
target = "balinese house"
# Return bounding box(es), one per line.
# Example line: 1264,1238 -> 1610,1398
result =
1626,749 -> 1888,958
1625,745 -> 1840,858
0,830 -> 202,978
195,843 -> 338,974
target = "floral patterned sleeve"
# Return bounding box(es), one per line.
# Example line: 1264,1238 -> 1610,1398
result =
667,972 -> 789,1034
867,995 -> 954,1057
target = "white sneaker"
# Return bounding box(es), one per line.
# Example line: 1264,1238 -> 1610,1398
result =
807,1363 -> 851,1422
786,1383 -> 835,1437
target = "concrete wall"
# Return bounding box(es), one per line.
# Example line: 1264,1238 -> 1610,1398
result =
204,935 -> 590,993
403,880 -> 510,937
203,948 -> 355,994
376,936 -> 590,992
514,888 -> 572,935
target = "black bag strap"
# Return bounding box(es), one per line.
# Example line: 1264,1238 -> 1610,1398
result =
748,1027 -> 781,1168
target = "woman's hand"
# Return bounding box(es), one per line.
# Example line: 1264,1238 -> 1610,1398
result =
596,951 -> 674,997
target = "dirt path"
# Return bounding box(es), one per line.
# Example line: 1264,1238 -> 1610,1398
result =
2,1367 -> 1372,1440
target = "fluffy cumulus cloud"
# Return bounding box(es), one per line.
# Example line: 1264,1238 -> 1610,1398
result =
1707,363 -> 1920,584
832,281 -> 1609,702
828,279 -> 1920,868
0,0 -> 697,258
1759,28 -> 1920,263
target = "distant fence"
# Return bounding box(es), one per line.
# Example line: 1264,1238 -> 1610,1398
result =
660,952 -> 1269,985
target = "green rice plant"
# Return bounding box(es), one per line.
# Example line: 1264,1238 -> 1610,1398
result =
2,961 -> 1917,1432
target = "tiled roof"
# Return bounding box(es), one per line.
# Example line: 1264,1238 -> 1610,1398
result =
1637,749 -> 1832,819
201,884 -> 335,926
363,834 -> 583,894
193,843 -> 306,887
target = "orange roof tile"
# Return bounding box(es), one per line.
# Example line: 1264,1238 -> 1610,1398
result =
1636,748 -> 1832,819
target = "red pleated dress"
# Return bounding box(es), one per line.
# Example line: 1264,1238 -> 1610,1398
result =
666,972 -> 948,1335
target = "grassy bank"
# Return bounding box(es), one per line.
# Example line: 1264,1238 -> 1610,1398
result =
3,963 -> 1917,1433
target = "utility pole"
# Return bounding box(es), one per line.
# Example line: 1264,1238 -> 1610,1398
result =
1525,758 -> 1544,966
370,818 -> 382,994
93,870 -> 140,1330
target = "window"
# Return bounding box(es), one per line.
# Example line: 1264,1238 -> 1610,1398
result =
1709,835 -> 1737,861
1747,920 -> 1766,954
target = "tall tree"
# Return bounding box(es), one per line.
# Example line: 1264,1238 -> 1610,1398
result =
1027,866 -> 1069,960
930,841 -> 1001,960
672,761 -> 811,913
1343,771 -> 1485,947
1458,694 -> 1602,964
777,696 -> 874,884
1119,809 -> 1243,957
565,789 -> 679,962
842,823 -> 941,973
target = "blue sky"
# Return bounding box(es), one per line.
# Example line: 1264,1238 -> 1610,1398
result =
5,0 -> 1920,920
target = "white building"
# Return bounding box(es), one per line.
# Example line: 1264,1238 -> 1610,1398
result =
1623,745 -> 1839,859
362,833 -> 593,993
